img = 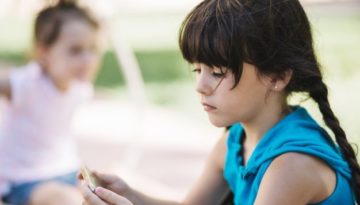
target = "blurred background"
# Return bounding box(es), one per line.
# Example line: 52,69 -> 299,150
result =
0,0 -> 359,201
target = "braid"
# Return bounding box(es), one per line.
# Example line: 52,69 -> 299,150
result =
309,79 -> 360,203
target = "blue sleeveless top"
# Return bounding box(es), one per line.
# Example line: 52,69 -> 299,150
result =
223,106 -> 355,205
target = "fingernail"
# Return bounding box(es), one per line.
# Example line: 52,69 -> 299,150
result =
95,187 -> 104,195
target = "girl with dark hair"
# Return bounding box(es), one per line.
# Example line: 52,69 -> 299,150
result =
0,0 -> 102,204
80,0 -> 358,204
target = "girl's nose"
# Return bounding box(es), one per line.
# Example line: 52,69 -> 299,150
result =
81,51 -> 97,64
195,73 -> 213,96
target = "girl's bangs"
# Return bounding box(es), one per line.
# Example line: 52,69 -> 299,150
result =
179,9 -> 242,69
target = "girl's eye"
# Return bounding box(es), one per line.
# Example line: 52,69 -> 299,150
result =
69,46 -> 83,55
192,68 -> 201,73
212,72 -> 225,78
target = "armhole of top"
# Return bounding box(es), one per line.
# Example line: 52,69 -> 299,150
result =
310,170 -> 339,205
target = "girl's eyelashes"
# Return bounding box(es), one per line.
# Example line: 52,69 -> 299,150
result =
191,68 -> 226,78
192,68 -> 201,73
69,46 -> 83,55
212,72 -> 225,78
69,45 -> 99,56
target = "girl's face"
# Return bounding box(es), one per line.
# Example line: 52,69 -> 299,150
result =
38,19 -> 101,88
193,63 -> 271,127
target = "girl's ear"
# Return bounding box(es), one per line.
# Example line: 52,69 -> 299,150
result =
261,70 -> 293,91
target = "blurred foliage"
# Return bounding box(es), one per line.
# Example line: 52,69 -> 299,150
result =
0,8 -> 359,85
0,49 -> 189,87
0,5 -> 359,148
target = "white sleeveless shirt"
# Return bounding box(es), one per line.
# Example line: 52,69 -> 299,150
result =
0,62 -> 93,196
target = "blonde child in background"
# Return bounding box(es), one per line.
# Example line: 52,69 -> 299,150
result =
0,0 -> 102,204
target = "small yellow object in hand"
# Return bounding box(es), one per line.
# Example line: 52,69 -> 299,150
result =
80,166 -> 99,192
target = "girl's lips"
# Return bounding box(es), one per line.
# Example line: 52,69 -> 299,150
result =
202,103 -> 217,111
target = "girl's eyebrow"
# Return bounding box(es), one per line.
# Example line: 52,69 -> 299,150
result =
192,62 -> 201,67
191,64 -> 202,70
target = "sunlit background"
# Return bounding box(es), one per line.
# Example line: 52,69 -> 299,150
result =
0,0 -> 359,200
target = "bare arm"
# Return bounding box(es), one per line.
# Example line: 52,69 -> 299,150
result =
0,74 -> 11,99
254,152 -> 336,205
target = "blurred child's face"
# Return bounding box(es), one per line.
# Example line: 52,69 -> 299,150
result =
38,19 -> 101,88
193,63 -> 271,127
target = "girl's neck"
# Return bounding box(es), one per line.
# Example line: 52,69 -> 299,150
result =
242,102 -> 291,146
38,62 -> 70,93
52,78 -> 70,93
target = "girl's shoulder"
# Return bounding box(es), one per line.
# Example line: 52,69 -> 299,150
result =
9,61 -> 42,87
6,61 -> 42,107
256,152 -> 337,205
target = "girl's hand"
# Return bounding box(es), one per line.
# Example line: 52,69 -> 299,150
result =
78,170 -> 131,197
80,182 -> 133,205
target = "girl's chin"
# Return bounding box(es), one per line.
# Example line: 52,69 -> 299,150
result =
76,75 -> 86,80
75,76 -> 90,82
208,116 -> 233,128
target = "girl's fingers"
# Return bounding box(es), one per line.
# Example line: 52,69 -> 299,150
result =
93,171 -> 118,184
95,187 -> 133,205
79,182 -> 106,205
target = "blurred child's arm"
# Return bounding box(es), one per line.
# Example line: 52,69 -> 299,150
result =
0,74 -> 11,99
126,130 -> 230,205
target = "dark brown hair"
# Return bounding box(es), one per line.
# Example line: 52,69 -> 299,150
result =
34,0 -> 100,47
179,0 -> 360,203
